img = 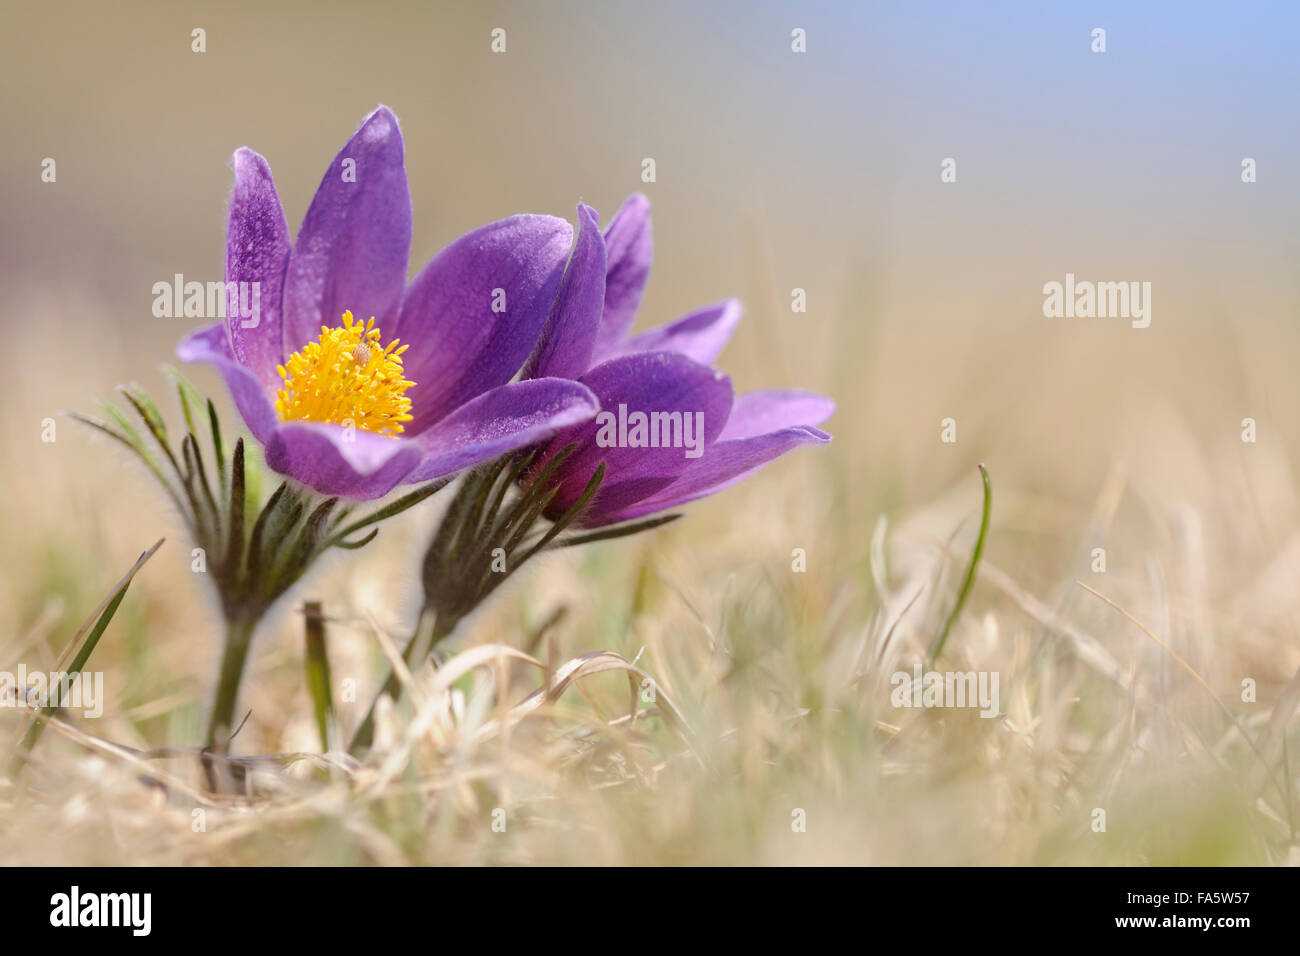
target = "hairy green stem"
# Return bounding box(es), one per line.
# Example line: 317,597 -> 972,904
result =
206,616 -> 259,749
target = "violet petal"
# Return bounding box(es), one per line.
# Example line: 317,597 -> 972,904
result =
568,475 -> 680,525
395,214 -> 572,432
176,323 -> 279,444
592,193 -> 652,359
612,298 -> 742,365
592,423 -> 831,525
404,377 -> 599,483
263,421 -> 424,500
280,106 -> 412,357
225,148 -> 290,386
522,203 -> 606,381
719,389 -> 836,441
537,350 -> 733,514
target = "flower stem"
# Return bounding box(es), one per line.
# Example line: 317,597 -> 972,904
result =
206,615 -> 258,749
347,608 -> 455,755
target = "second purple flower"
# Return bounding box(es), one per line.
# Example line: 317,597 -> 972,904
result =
523,196 -> 834,526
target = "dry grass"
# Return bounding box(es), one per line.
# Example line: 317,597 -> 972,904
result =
3,280 -> 1300,866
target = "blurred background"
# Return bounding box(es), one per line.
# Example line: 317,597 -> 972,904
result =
2,1 -> 1299,864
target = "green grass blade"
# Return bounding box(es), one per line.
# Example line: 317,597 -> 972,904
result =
12,539 -> 164,770
929,463 -> 992,663
302,601 -> 334,751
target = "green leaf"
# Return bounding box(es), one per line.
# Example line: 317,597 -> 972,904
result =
182,434 -> 220,543
324,476 -> 452,549
168,368 -> 200,437
552,512 -> 682,549
277,497 -> 339,585
207,398 -> 226,497
245,481 -> 290,590
513,462 -> 605,565
70,411 -> 187,516
483,444 -> 574,547
456,455 -> 516,553
223,438 -> 247,582
478,452 -> 532,541
120,386 -> 200,524
334,528 -> 379,550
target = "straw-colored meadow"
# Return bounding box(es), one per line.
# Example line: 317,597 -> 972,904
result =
3,289 -> 1297,865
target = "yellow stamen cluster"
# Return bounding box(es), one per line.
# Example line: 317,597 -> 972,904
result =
276,312 -> 415,436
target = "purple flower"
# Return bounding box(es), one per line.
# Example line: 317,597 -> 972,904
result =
178,106 -> 600,500
524,196 -> 834,527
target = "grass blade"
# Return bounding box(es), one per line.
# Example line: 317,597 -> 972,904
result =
929,463 -> 991,662
302,601 -> 334,751
12,539 -> 164,769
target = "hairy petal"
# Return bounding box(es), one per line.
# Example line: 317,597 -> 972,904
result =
263,422 -> 424,500
592,193 -> 652,358
396,214 -> 572,431
281,106 -> 412,356
719,389 -> 836,441
613,298 -> 742,366
224,148 -> 290,386
568,476 -> 682,526
592,423 -> 831,525
176,323 -> 279,444
535,351 -> 733,515
404,378 -> 600,483
523,203 -> 606,381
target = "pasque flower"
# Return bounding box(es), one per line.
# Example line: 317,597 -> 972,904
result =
179,106 -> 599,500
350,196 -> 834,752
523,195 -> 834,526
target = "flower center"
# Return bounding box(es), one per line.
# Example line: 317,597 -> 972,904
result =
275,311 -> 415,436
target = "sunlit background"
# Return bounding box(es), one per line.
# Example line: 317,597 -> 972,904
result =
2,1 -> 1299,864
